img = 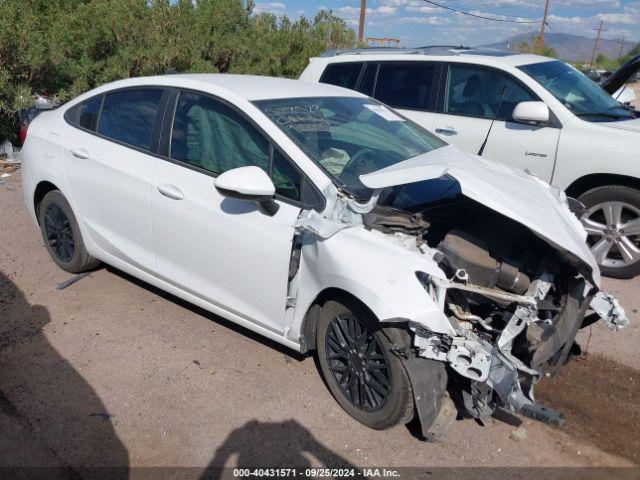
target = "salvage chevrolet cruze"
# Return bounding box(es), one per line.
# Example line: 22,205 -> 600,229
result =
21,75 -> 629,439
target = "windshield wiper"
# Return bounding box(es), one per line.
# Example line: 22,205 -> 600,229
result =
576,111 -> 631,119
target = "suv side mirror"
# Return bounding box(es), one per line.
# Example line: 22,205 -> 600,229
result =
215,166 -> 279,215
513,101 -> 550,125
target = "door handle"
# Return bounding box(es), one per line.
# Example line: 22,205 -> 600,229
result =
435,126 -> 458,136
70,148 -> 89,159
157,184 -> 184,201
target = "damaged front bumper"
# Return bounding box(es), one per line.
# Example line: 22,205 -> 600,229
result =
402,271 -> 629,435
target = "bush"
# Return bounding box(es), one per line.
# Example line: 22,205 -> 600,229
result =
0,0 -> 355,141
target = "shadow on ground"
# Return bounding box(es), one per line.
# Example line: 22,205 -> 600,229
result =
537,353 -> 640,463
0,271 -> 129,476
200,419 -> 360,479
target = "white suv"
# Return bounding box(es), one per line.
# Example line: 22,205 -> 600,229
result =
301,47 -> 640,278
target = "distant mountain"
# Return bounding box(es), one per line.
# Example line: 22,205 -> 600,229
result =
482,32 -> 636,62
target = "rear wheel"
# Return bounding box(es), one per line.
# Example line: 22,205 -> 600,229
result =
578,186 -> 640,279
316,299 -> 414,430
38,190 -> 99,273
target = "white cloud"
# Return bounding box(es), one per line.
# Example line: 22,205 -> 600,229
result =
338,6 -> 397,16
398,16 -> 451,25
595,12 -> 638,24
253,2 -> 286,14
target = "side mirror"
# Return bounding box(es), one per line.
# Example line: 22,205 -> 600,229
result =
513,101 -> 550,125
214,166 -> 279,215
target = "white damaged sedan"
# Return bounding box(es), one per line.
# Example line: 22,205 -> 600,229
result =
21,74 -> 628,439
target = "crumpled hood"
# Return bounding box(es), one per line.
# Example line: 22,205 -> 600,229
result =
360,145 -> 601,287
599,117 -> 640,133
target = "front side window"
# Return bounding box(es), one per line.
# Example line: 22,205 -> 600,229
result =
374,62 -> 437,111
255,97 -> 445,200
171,91 -> 306,202
97,89 -> 163,150
171,91 -> 269,174
519,60 -> 634,122
444,64 -> 536,121
320,62 -> 364,90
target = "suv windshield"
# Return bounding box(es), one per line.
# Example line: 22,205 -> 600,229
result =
254,97 -> 445,199
519,60 -> 634,121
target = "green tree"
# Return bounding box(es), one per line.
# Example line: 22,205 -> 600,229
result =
0,0 -> 355,142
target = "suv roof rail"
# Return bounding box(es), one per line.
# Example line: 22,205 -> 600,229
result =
318,45 -> 513,58
318,47 -> 422,58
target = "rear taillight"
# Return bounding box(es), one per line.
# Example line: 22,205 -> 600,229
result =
19,124 -> 28,146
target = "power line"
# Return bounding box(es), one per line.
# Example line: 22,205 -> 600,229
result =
420,0 -> 543,24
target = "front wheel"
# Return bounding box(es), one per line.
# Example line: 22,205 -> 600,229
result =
578,185 -> 640,279
315,299 -> 415,430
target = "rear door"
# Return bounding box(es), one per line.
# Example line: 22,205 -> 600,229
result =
64,87 -> 167,273
433,63 -> 561,181
368,61 -> 441,132
150,89 -> 317,334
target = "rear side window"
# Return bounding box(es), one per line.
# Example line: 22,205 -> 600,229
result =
64,96 -> 103,131
374,62 -> 438,111
97,89 -> 163,150
357,63 -> 378,97
78,96 -> 102,130
320,62 -> 363,90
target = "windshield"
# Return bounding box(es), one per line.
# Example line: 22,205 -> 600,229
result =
519,60 -> 634,121
254,97 -> 446,199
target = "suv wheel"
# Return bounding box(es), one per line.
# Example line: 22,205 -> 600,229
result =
578,185 -> 640,279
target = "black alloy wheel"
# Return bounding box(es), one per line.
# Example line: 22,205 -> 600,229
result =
325,313 -> 391,412
44,202 -> 75,263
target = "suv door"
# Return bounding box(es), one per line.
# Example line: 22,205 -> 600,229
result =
434,63 -> 561,182
64,87 -> 166,272
151,90 -> 316,334
369,61 -> 441,131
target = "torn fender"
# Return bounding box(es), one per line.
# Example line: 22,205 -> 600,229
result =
287,226 -> 456,345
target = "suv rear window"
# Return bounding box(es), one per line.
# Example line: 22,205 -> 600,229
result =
97,89 -> 163,150
374,62 -> 437,111
320,62 -> 364,90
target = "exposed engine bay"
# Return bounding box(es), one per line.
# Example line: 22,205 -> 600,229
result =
292,146 -> 630,440
362,192 -> 628,428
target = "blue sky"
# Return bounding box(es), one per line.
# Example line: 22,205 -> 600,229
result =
252,0 -> 640,48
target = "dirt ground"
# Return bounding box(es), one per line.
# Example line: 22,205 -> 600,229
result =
631,82 -> 640,108
1,171 -> 639,474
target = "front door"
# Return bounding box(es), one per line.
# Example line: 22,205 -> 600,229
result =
150,90 -> 305,334
433,63 -> 560,182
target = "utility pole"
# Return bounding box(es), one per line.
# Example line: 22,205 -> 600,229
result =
358,0 -> 367,47
536,0 -> 551,49
619,34 -> 626,58
589,20 -> 606,66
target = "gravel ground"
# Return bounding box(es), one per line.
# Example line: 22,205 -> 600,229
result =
0,172 -> 639,473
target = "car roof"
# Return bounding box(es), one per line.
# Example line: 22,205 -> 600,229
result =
93,74 -> 367,101
316,47 -> 553,68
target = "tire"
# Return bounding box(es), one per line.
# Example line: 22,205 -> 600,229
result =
578,185 -> 640,279
316,299 -> 414,430
38,190 -> 99,273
